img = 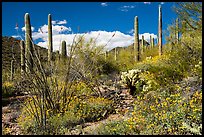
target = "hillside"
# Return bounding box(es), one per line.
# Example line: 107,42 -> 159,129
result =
109,39 -> 150,53
2,36 -> 50,71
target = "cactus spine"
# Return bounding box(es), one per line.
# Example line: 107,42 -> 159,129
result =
20,40 -> 26,74
61,40 -> 67,58
25,13 -> 33,72
134,16 -> 140,61
141,35 -> 144,54
48,14 -> 53,62
158,5 -> 162,56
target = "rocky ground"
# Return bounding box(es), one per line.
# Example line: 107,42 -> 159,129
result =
2,96 -> 30,135
2,76 -> 137,135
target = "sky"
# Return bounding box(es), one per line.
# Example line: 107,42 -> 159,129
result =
2,2 -> 178,52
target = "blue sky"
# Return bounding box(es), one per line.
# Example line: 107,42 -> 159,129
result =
2,2 -> 178,51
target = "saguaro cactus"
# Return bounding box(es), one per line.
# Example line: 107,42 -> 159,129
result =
48,14 -> 53,62
61,40 -> 67,58
114,47 -> 117,61
20,40 -> 25,74
150,35 -> 154,48
141,35 -> 144,54
150,35 -> 152,48
10,60 -> 14,81
152,37 -> 155,48
25,13 -> 33,72
158,5 -> 162,56
105,51 -> 108,61
134,16 -> 140,61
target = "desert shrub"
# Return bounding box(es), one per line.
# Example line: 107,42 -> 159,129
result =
2,81 -> 16,98
93,120 -> 139,135
69,96 -> 114,122
132,54 -> 185,94
17,95 -> 113,135
125,89 -> 202,135
97,58 -> 120,74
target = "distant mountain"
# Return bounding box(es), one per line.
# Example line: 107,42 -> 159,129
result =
109,39 -> 150,53
2,36 -> 49,71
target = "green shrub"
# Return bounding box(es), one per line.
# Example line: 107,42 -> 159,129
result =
17,95 -> 113,135
126,90 -> 202,135
94,120 -> 139,135
2,81 -> 16,98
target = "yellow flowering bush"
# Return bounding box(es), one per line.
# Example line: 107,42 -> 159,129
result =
127,89 -> 202,135
17,94 -> 113,135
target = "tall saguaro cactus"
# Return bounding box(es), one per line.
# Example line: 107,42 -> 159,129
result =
105,51 -> 108,61
158,5 -> 162,56
25,13 -> 33,72
141,35 -> 144,54
152,37 -> 155,48
48,14 -> 53,62
10,60 -> 14,81
61,40 -> 67,58
150,35 -> 152,48
20,40 -> 26,74
134,16 -> 140,62
114,47 -> 117,61
150,35 -> 154,48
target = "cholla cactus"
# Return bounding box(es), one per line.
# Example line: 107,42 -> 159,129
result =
121,69 -> 143,95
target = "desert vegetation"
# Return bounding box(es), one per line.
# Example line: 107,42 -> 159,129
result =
2,2 -> 202,135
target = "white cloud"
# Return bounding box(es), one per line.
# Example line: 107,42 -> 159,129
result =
51,20 -> 67,25
35,30 -> 157,52
52,20 -> 57,25
144,2 -> 151,4
101,2 -> 108,7
127,29 -> 134,34
161,2 -> 165,5
57,20 -> 67,25
139,33 -> 157,43
21,26 -> 35,31
16,20 -> 157,53
119,5 -> 135,12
